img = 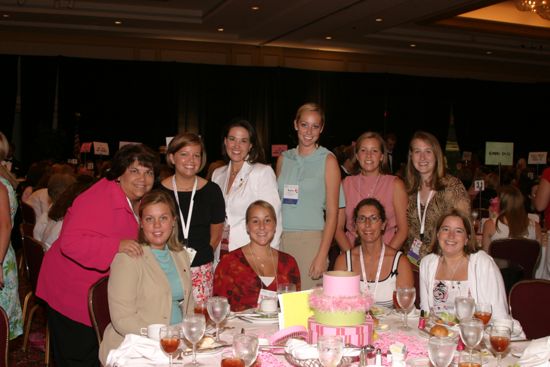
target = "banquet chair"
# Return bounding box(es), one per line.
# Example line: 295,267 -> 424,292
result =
509,279 -> 550,339
18,201 -> 36,273
21,235 -> 51,365
0,306 -> 8,367
20,201 -> 36,225
88,276 -> 110,344
488,238 -> 541,281
412,267 -> 420,309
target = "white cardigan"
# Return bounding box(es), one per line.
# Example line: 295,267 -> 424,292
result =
212,161 -> 282,252
419,250 -> 509,320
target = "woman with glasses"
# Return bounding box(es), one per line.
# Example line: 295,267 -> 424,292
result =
419,209 -> 509,319
334,198 -> 413,308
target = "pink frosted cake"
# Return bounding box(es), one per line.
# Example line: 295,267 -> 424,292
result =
308,271 -> 372,327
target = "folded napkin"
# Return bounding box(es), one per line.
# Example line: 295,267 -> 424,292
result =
106,334 -> 169,367
284,339 -> 360,360
519,336 -> 550,367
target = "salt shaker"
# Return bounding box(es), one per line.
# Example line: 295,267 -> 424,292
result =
375,348 -> 382,366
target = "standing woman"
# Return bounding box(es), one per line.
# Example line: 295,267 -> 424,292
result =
335,132 -> 408,251
276,103 -> 344,289
403,131 -> 470,265
212,119 -> 282,257
37,144 -> 159,367
160,133 -> 225,303
0,131 -> 23,340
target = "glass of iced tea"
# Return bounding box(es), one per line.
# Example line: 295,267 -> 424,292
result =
489,326 -> 511,367
159,325 -> 180,367
473,303 -> 492,326
458,351 -> 482,367
194,301 -> 211,324
221,350 -> 245,367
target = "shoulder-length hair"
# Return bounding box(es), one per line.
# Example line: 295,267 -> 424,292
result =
166,132 -> 207,172
222,119 -> 265,164
138,190 -> 182,252
496,185 -> 529,238
428,209 -> 478,256
105,144 -> 159,181
405,131 -> 446,194
354,131 -> 389,174
0,131 -> 18,188
353,197 -> 387,246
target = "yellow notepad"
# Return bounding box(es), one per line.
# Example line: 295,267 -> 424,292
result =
278,289 -> 314,329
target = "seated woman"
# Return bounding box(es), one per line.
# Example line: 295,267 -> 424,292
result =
99,190 -> 193,365
482,185 -> 542,251
334,198 -> 413,308
420,209 -> 509,320
214,200 -> 300,311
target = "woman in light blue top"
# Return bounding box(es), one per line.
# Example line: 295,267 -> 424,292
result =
276,103 -> 344,289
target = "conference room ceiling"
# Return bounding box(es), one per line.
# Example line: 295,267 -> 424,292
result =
1,0 -> 550,81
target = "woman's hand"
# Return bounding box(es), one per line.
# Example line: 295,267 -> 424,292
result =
309,254 -> 327,280
118,240 -> 143,257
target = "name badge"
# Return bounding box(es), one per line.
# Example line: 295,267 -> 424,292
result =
407,238 -> 422,266
283,184 -> 299,204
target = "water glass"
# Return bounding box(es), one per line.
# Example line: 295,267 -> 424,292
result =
277,283 -> 296,294
233,334 -> 259,367
459,318 -> 483,362
458,350 -> 482,367
207,296 -> 230,342
455,296 -> 475,322
428,336 -> 456,367
396,287 -> 416,330
182,314 -> 206,367
317,335 -> 344,367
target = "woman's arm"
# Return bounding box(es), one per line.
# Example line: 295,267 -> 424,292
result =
534,174 -> 550,212
309,154 -> 341,279
475,253 -> 509,319
534,220 -> 542,244
0,184 -> 11,287
255,166 -> 283,249
396,254 -> 414,288
482,219 -> 496,252
388,178 -> 408,250
210,223 -> 224,251
334,208 -> 353,251
275,155 -> 284,177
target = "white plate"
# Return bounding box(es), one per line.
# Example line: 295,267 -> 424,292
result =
239,315 -> 279,324
255,309 -> 279,317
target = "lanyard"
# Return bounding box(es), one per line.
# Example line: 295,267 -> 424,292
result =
172,175 -> 198,241
359,244 -> 385,300
126,197 -> 139,224
417,190 -> 435,235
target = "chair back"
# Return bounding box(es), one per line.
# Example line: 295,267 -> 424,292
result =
21,201 -> 36,225
22,236 -> 46,292
509,279 -> 550,339
488,238 -> 541,279
412,266 -> 420,309
0,306 -> 8,367
88,276 -> 110,344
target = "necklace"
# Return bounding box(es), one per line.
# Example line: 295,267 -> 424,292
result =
442,255 -> 464,281
357,173 -> 382,199
248,245 -> 276,275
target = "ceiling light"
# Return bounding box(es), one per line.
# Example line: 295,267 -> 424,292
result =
513,0 -> 550,20
325,36 -> 332,40
375,18 -> 383,22
410,44 -> 416,48
2,14 -> 9,18
217,27 -> 224,32
114,20 -> 122,25
251,6 -> 260,11
486,51 -> 493,55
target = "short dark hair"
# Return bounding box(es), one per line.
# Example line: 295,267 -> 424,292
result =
105,144 -> 159,181
166,133 -> 207,172
222,119 -> 265,164
353,197 -> 387,224
428,209 -> 478,255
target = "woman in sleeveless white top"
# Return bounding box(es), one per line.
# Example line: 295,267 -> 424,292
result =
334,198 -> 413,308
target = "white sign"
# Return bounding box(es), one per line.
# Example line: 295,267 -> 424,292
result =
93,141 -> 110,156
528,151 -> 547,165
474,179 -> 485,192
485,142 -> 514,166
166,137 -> 174,147
462,151 -> 472,161
119,141 -> 141,149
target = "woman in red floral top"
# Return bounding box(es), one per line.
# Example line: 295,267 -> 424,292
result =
214,200 -> 301,311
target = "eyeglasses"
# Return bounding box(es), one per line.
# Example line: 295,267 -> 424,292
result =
355,215 -> 381,224
438,226 -> 467,236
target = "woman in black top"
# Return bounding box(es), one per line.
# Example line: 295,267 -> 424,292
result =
161,132 -> 225,303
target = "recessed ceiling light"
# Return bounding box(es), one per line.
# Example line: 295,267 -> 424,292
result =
486,51 -> 493,55
325,36 -> 332,40
2,14 -> 9,18
410,44 -> 416,48
217,27 -> 224,32
375,18 -> 383,22
114,20 -> 122,25
251,6 -> 260,11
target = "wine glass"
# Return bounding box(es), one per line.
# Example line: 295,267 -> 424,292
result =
182,314 -> 206,367
489,326 -> 511,367
207,296 -> 230,342
277,283 -> 296,294
428,336 -> 456,367
396,287 -> 416,330
233,334 -> 259,367
317,335 -> 344,367
473,303 -> 492,326
159,325 -> 181,367
455,296 -> 475,322
459,318 -> 484,363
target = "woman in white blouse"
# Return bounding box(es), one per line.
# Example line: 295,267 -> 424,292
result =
212,119 -> 282,259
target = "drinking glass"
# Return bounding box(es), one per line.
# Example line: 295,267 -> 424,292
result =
459,318 -> 484,363
193,300 -> 210,324
220,350 -> 245,367
489,326 -> 511,367
233,334 -> 259,367
473,303 -> 492,326
317,335 -> 344,367
182,314 -> 206,367
207,296 -> 230,342
159,325 -> 181,367
277,283 -> 296,294
428,336 -> 456,367
458,350 -> 482,367
396,287 -> 416,330
455,296 -> 475,322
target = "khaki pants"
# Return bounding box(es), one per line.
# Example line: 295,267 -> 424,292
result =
281,231 -> 326,290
